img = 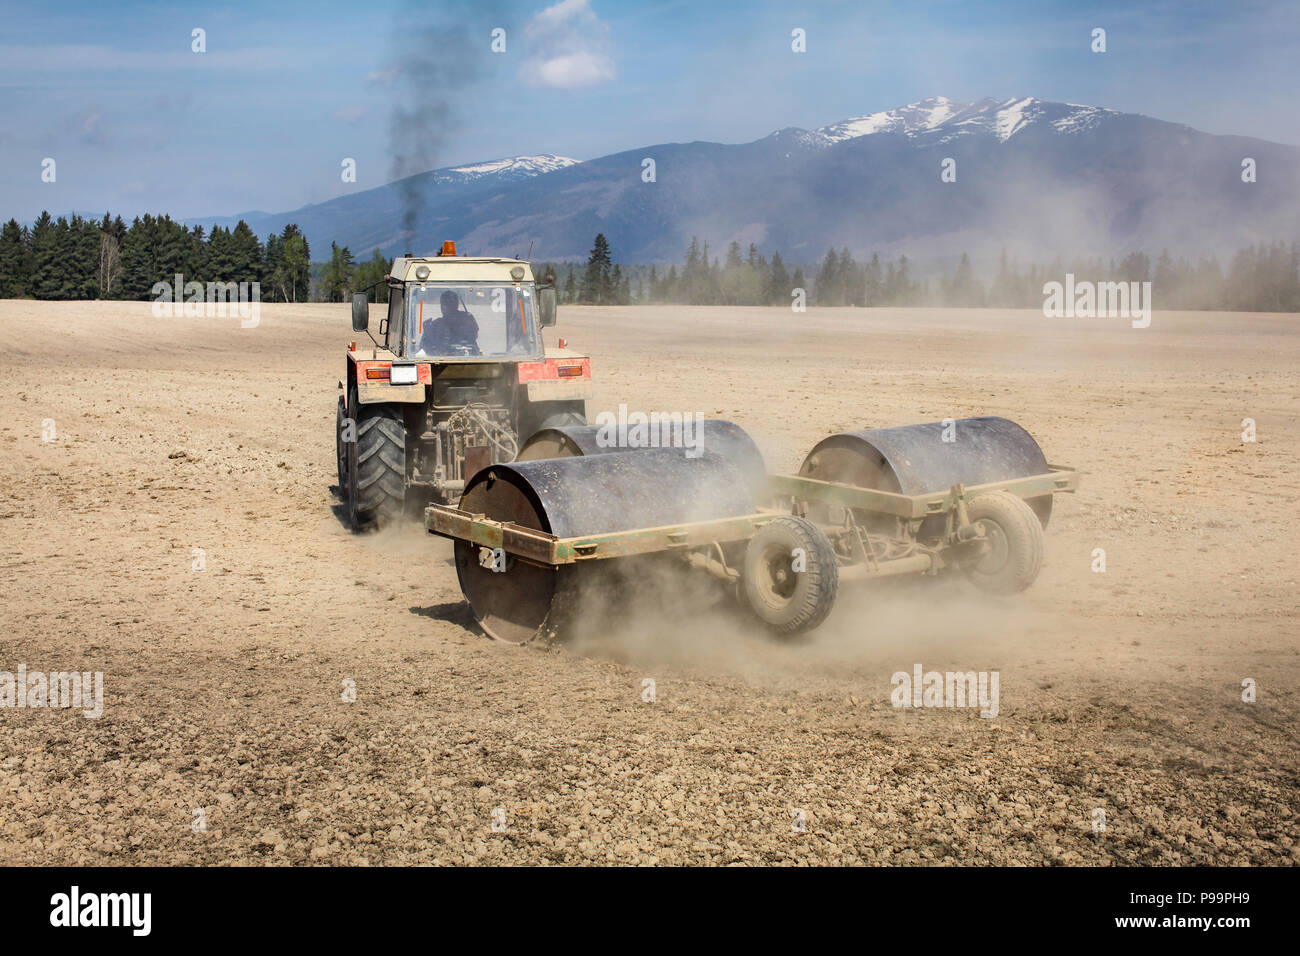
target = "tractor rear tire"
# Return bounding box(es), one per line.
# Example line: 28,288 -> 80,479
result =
741,516 -> 839,635
537,410 -> 587,430
521,402 -> 587,443
335,395 -> 349,493
346,389 -> 406,530
960,491 -> 1044,595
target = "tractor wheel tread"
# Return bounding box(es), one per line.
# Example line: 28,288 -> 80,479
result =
335,396 -> 348,493
347,399 -> 406,529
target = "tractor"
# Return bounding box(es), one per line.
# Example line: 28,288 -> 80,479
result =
336,241 -> 590,529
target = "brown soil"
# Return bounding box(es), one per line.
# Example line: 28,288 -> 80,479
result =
1,301 -> 1296,865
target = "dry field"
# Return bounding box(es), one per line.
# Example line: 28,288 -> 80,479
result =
1,300 -> 1297,866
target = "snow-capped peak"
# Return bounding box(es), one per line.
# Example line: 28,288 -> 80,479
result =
817,96 -> 963,143
447,154 -> 580,178
810,97 -> 1120,145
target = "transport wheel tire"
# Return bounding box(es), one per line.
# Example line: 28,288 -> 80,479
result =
741,516 -> 839,635
960,491 -> 1044,595
346,389 -> 406,530
336,395 -> 349,494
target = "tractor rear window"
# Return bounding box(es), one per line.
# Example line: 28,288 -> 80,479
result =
406,283 -> 542,360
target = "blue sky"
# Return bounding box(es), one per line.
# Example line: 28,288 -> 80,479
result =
1,0 -> 1296,223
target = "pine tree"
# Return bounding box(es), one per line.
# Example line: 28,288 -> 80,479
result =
353,249 -> 392,304
321,242 -> 356,302
29,212 -> 60,299
700,242 -> 715,304
0,219 -> 30,297
683,237 -> 701,295
725,241 -> 743,270
580,233 -> 612,304
204,225 -> 234,287
664,265 -> 679,303
864,253 -> 882,306
118,216 -> 151,299
839,247 -> 860,305
229,221 -> 264,285
815,248 -> 839,306
895,255 -> 912,305
609,263 -> 625,304
945,252 -> 981,307
262,233 -> 284,301
187,225 -> 207,286
767,251 -> 790,305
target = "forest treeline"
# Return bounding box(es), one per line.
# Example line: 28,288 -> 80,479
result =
545,234 -> 1300,312
0,212 -> 388,304
2,212 -> 1297,312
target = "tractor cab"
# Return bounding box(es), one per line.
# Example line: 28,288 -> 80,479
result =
404,281 -> 543,360
337,242 -> 590,528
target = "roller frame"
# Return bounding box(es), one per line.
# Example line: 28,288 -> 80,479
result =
425,464 -> 1079,569
770,465 -> 1079,521
427,507 -> 780,566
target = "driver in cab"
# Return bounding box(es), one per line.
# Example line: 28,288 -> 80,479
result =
419,290 -> 480,355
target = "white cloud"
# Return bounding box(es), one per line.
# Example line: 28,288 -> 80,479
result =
366,66 -> 400,87
520,0 -> 616,90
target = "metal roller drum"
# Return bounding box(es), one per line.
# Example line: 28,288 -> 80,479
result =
515,419 -> 769,503
799,416 -> 1053,532
455,448 -> 756,643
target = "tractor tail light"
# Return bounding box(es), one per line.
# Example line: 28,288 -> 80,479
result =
366,367 -> 390,380
557,365 -> 583,378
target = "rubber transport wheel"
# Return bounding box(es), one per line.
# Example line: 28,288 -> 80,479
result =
960,491 -> 1044,595
741,515 -> 839,635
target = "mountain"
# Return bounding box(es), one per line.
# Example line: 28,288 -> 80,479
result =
194,99 -> 1300,264
187,154 -> 579,254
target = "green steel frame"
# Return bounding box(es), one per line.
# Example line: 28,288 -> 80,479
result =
424,466 -> 1079,568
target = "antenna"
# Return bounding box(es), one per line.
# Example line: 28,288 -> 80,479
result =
526,240 -> 534,261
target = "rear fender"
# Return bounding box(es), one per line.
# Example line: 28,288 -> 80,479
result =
357,382 -> 426,404
354,357 -> 431,404
516,355 -> 593,402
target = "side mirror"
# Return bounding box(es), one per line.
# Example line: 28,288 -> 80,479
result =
538,286 -> 557,328
351,293 -> 369,332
